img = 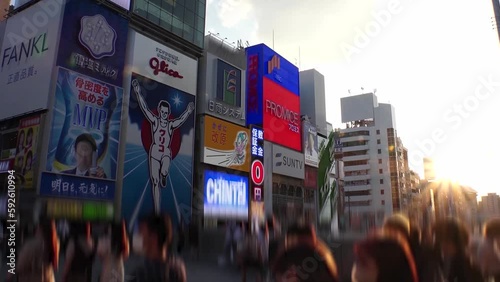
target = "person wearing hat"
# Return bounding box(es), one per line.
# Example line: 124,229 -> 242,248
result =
62,133 -> 106,178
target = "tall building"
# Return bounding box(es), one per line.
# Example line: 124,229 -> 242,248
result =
424,157 -> 436,181
300,69 -> 327,137
479,193 -> 500,220
339,92 -> 404,232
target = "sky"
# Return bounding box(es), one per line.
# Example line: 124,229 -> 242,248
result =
205,0 -> 500,198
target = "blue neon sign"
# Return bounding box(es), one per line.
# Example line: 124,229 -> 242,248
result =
203,170 -> 249,218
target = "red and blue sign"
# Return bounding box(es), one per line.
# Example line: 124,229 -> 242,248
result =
56,0 -> 128,86
246,44 -> 299,127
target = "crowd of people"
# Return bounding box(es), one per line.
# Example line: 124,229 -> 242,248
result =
6,214 -> 194,282
7,213 -> 500,281
224,215 -> 500,282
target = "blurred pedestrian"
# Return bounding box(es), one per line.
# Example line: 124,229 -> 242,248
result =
129,213 -> 186,282
188,220 -> 199,260
8,219 -> 59,282
62,222 -> 95,282
352,230 -> 418,282
96,220 -> 130,282
177,217 -> 186,255
476,218 -> 500,281
272,223 -> 339,282
433,218 -> 483,282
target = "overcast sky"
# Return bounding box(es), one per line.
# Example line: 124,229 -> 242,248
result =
206,0 -> 500,197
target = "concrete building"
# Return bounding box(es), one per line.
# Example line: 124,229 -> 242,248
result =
339,92 -> 405,232
479,193 -> 500,221
300,69 -> 327,137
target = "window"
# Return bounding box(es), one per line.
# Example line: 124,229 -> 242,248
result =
378,159 -> 382,164
378,149 -> 382,154
379,169 -> 383,174
381,189 -> 385,194
380,179 -> 384,184
382,200 -> 385,205
376,129 -> 380,134
377,139 -> 381,144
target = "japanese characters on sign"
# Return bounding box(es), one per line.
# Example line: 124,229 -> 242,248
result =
208,100 -> 244,120
250,125 -> 264,202
74,76 -> 110,106
7,65 -> 37,85
40,172 -> 115,202
203,115 -> 250,172
72,53 -> 118,81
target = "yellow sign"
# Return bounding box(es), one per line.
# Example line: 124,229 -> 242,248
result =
14,115 -> 41,188
203,115 -> 250,172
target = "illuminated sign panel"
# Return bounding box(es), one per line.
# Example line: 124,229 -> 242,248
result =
203,170 -> 249,219
263,78 -> 301,151
246,44 -> 300,151
250,125 -> 264,202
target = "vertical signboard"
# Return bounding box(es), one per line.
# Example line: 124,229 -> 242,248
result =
56,0 -> 129,86
249,125 -> 265,222
203,116 -> 250,172
122,30 -> 198,228
303,121 -> 319,167
14,115 -> 41,189
40,67 -> 123,201
0,0 -> 64,120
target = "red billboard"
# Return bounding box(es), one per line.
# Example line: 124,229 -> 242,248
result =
263,77 -> 301,151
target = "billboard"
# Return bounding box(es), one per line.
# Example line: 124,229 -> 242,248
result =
127,30 -> 198,95
303,121 -> 319,167
0,0 -> 64,120
246,43 -> 299,126
122,72 -> 196,228
250,125 -> 264,202
14,115 -> 41,188
56,0 -> 128,86
272,144 -> 304,179
203,169 -> 249,219
263,77 -> 301,151
40,67 -> 123,201
203,115 -> 250,172
205,58 -> 245,124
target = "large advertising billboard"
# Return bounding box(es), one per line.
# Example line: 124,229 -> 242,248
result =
14,115 -> 41,189
246,44 -> 300,151
246,44 -> 299,126
0,0 -> 64,120
263,77 -> 301,151
107,0 -> 130,10
203,115 -> 250,172
205,58 -> 246,124
303,121 -> 319,167
272,144 -> 304,179
203,169 -> 249,219
40,67 -> 123,201
122,30 -> 197,228
56,0 -> 128,87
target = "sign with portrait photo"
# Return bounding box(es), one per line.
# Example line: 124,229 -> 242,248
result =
14,115 -> 41,189
40,67 -> 124,202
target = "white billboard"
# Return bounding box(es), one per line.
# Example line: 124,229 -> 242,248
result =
0,0 -> 64,120
303,121 -> 319,167
129,30 -> 198,96
272,144 -> 305,179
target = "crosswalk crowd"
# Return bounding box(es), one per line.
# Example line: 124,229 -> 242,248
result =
6,212 -> 500,281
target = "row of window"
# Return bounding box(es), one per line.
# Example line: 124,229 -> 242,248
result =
134,0 -> 206,47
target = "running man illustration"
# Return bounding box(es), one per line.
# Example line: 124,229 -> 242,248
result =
132,79 -> 195,214
204,131 -> 248,167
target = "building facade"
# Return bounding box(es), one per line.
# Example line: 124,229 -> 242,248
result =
0,0 -> 205,231
339,93 -> 404,232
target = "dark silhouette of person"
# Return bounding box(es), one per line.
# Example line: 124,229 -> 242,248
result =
62,133 -> 106,178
